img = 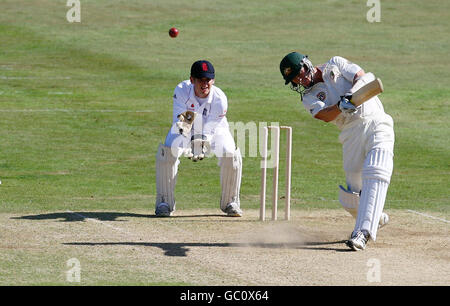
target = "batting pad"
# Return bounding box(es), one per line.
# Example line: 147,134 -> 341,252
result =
338,185 -> 359,218
218,148 -> 242,211
155,143 -> 180,212
355,148 -> 393,241
362,148 -> 393,183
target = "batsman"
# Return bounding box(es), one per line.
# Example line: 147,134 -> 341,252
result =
155,60 -> 243,217
280,52 -> 395,251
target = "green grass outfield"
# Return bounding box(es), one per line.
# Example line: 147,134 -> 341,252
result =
1,0 -> 448,213
0,0 -> 449,285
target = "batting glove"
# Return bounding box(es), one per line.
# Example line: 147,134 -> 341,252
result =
337,96 -> 357,113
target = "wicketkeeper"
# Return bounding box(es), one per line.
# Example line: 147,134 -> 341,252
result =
280,52 -> 395,251
155,60 -> 243,217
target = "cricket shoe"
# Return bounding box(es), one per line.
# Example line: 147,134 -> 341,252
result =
155,202 -> 172,217
346,230 -> 369,251
225,202 -> 242,217
378,212 -> 389,229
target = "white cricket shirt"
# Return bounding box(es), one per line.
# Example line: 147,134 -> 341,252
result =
302,56 -> 385,130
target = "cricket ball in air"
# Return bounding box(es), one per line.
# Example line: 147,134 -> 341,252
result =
169,27 -> 179,38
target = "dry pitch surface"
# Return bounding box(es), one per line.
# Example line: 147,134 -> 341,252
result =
1,208 -> 448,285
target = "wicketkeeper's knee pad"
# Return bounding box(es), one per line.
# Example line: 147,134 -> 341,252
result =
155,143 -> 180,211
362,148 -> 393,183
218,148 -> 242,211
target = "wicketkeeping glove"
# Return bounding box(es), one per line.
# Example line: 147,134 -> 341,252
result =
176,111 -> 197,137
337,95 -> 357,113
188,134 -> 210,162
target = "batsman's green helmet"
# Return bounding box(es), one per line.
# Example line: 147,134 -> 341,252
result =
280,52 -> 307,85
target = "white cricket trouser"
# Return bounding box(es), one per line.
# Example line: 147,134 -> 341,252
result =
339,113 -> 395,240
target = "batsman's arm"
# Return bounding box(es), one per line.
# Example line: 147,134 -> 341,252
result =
314,105 -> 341,122
330,56 -> 363,83
346,72 -> 383,106
343,69 -> 365,101
352,70 -> 365,85
304,92 -> 341,123
314,95 -> 357,121
312,68 -> 367,122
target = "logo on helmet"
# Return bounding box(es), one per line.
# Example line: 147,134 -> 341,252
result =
284,67 -> 292,77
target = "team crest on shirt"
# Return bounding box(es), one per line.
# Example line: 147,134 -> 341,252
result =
317,91 -> 326,101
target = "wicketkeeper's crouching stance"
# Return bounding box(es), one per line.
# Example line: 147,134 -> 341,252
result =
155,60 -> 243,217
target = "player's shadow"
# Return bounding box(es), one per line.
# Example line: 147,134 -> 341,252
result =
64,240 -> 350,256
11,212 -> 153,222
12,212 -> 237,222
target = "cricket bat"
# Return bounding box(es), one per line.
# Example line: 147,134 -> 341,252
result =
350,78 -> 384,106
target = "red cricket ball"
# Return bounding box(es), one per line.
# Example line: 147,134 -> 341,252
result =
169,27 -> 179,38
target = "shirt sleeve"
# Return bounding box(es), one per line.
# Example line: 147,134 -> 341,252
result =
330,56 -> 362,83
172,84 -> 189,123
302,94 -> 326,117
